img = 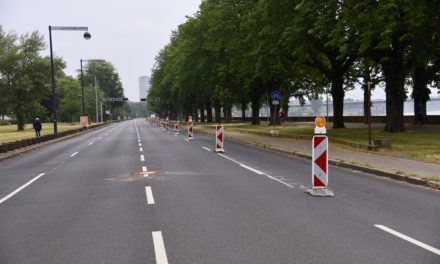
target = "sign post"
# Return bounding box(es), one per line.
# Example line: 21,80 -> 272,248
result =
306,116 -> 334,197
270,91 -> 281,136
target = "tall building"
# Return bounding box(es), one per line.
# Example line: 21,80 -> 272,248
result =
139,76 -> 150,101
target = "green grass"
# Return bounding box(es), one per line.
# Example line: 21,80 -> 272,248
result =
196,122 -> 440,164
0,123 -> 82,144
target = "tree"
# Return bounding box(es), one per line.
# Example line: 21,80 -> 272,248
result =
0,27 -> 51,130
57,77 -> 81,122
349,0 -> 438,131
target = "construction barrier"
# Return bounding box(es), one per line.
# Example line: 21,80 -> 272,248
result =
306,116 -> 334,197
187,120 -> 194,140
174,121 -> 179,135
214,124 -> 225,153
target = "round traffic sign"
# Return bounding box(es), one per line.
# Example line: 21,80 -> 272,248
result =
271,91 -> 281,101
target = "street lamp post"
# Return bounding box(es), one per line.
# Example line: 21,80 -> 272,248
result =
49,26 -> 91,134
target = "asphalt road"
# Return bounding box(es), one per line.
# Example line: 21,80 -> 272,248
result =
0,119 -> 439,264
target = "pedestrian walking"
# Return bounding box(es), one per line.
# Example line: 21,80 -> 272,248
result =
33,118 -> 42,138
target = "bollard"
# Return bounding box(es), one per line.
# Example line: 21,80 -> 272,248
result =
306,116 -> 333,197
214,124 -> 225,153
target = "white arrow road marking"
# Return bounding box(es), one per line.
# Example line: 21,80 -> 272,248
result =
0,173 -> 45,204
70,152 -> 79,157
374,225 -> 440,256
152,231 -> 169,264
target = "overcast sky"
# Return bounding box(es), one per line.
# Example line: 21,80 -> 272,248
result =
0,0 -> 201,101
2,1 -> 437,102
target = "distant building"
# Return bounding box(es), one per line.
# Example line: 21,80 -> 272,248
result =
139,76 -> 150,101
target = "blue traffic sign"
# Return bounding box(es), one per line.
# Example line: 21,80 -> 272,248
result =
271,91 -> 281,101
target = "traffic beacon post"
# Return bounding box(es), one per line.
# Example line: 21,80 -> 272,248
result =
187,116 -> 194,140
306,116 -> 334,197
214,123 -> 225,153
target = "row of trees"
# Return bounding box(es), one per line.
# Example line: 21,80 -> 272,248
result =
147,0 -> 440,132
0,26 -> 128,130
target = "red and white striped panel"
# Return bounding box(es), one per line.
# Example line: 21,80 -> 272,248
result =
187,121 -> 194,139
312,135 -> 328,188
215,124 -> 224,152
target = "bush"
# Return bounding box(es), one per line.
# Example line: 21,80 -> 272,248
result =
0,119 -> 15,126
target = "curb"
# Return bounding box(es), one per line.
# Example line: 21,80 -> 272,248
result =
195,129 -> 440,190
0,123 -> 113,163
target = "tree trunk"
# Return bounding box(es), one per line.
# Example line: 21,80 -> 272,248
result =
16,111 -> 25,131
382,60 -> 406,132
241,101 -> 247,121
412,65 -> 430,124
251,91 -> 260,125
200,104 -> 205,122
206,102 -> 213,123
223,101 -> 232,123
214,98 -> 221,123
331,74 -> 345,128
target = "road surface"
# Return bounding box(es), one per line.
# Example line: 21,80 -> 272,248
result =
0,119 -> 439,263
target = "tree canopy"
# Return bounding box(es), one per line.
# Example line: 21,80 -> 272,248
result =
148,0 -> 439,132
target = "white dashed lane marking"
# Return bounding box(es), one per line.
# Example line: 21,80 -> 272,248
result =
152,231 -> 169,264
0,173 -> 45,204
145,186 -> 155,205
70,152 -> 79,157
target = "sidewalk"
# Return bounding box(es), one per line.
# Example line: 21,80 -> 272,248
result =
197,127 -> 440,189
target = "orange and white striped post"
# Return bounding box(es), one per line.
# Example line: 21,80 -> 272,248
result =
214,124 -> 225,153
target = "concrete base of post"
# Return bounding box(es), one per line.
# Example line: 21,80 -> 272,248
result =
214,148 -> 225,153
306,188 -> 334,197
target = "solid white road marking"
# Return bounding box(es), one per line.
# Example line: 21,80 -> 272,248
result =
70,152 -> 79,157
240,164 -> 264,174
88,142 -> 94,146
202,146 -> 211,151
140,147 -> 143,152
217,153 -> 294,188
152,231 -> 169,264
374,225 -> 440,256
0,173 -> 45,204
142,166 -> 147,172
140,155 -> 145,161
145,186 -> 155,204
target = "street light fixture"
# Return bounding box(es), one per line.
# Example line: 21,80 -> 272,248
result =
49,25 -> 91,134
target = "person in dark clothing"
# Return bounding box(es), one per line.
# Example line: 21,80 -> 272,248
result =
33,118 -> 42,138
